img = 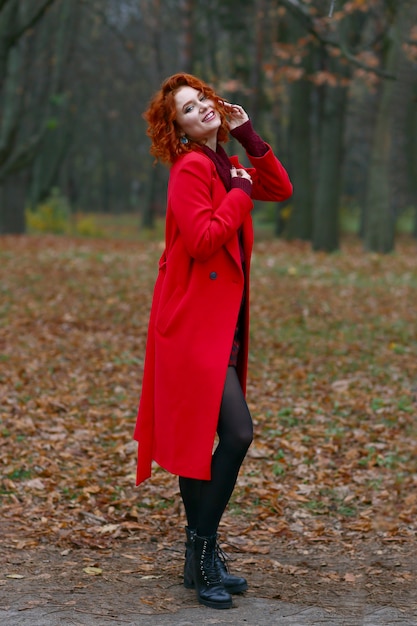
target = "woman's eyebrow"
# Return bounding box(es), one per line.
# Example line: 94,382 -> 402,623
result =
182,100 -> 193,110
182,92 -> 203,111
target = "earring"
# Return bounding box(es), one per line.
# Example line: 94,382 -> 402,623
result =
180,136 -> 189,144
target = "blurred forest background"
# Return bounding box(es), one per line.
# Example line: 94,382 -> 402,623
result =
0,0 -> 416,252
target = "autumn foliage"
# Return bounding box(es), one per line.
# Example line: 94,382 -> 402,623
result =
1,235 -> 416,555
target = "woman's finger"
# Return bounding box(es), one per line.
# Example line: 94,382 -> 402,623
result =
231,168 -> 252,181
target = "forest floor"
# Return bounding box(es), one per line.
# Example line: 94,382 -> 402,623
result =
1,235 -> 417,625
1,529 -> 417,625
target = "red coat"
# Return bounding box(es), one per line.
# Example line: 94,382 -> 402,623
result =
134,146 -> 292,485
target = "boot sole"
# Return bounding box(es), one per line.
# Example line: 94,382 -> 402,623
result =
184,580 -> 247,594
198,596 -> 233,609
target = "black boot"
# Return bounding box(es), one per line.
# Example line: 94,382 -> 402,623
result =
215,541 -> 248,594
184,527 -> 247,594
193,534 -> 232,609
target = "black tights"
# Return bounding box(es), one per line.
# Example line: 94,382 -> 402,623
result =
179,366 -> 253,537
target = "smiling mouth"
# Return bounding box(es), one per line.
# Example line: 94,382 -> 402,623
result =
202,111 -> 216,122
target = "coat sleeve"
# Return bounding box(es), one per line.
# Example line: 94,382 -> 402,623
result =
169,153 -> 253,262
230,146 -> 293,203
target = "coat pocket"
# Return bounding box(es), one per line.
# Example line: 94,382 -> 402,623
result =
155,284 -> 185,335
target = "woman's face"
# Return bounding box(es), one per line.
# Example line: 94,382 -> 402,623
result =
174,85 -> 221,148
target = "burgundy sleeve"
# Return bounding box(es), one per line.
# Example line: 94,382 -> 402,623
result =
230,176 -> 252,196
230,120 -> 268,157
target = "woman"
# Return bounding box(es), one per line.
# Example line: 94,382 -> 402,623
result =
134,73 -> 292,610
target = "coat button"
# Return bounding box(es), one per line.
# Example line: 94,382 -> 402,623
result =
209,271 -> 217,280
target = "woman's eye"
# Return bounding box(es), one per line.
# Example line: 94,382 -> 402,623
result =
184,95 -> 206,113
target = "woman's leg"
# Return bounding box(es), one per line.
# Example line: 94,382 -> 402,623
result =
197,366 -> 253,535
180,367 -> 252,603
180,366 -> 253,536
179,476 -> 201,530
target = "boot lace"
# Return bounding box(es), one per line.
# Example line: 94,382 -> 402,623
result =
215,542 -> 233,573
200,539 -> 222,585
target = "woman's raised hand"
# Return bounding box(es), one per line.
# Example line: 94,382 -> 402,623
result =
221,101 -> 249,130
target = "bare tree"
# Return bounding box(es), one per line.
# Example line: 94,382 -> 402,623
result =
0,0 -> 74,234
363,0 -> 416,252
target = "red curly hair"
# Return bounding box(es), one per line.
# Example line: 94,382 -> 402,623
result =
143,73 -> 230,165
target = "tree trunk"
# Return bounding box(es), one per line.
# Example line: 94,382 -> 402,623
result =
312,78 -> 347,252
0,171 -> 26,234
286,37 -> 314,241
248,0 -> 267,128
411,96 -> 417,238
407,81 -> 417,238
29,124 -> 72,207
141,163 -> 160,229
27,0 -> 76,208
179,0 -> 196,74
363,5 -> 409,253
0,0 -> 70,232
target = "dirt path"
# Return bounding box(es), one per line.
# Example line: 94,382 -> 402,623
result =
1,533 -> 416,625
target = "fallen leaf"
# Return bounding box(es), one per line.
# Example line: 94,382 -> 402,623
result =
83,567 -> 102,576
